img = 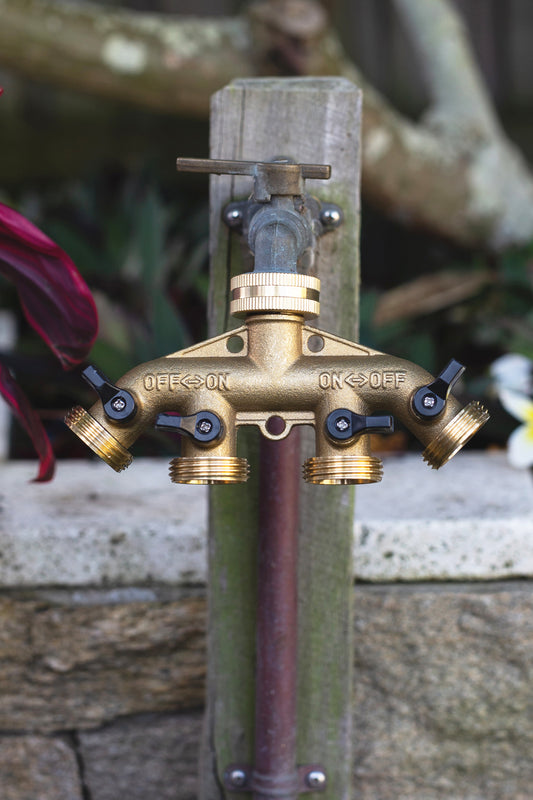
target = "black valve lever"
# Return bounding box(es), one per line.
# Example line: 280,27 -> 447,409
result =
412,359 -> 465,419
82,365 -> 137,422
155,411 -> 222,444
326,409 -> 394,442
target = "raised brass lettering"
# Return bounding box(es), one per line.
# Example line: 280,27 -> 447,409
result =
319,370 -> 407,390
143,372 -> 230,391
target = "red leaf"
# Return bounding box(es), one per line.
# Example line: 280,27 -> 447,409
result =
0,202 -> 98,368
0,88 -> 97,479
0,362 -> 55,481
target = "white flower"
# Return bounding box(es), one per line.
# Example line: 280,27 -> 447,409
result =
499,388 -> 533,468
490,353 -> 532,395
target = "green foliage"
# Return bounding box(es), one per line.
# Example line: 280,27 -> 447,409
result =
5,163 -> 533,457
31,171 -> 209,378
360,241 -> 533,448
359,289 -> 436,369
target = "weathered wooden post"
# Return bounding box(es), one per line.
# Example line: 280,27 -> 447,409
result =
63,74 -> 488,800
202,78 -> 361,800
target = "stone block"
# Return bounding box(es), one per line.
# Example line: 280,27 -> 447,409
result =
354,451 -> 533,581
79,713 -> 202,800
0,590 -> 206,731
352,583 -> 533,799
0,736 -> 82,800
0,584 -> 532,798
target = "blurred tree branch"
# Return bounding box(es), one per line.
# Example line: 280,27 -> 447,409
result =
1,0 -> 533,252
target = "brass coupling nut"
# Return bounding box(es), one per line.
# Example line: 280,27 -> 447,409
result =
230,272 -> 320,318
64,406 -> 133,472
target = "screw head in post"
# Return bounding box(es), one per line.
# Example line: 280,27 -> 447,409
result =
227,768 -> 248,788
306,769 -> 327,789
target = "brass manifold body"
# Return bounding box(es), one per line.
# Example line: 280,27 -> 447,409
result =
66,157 -> 488,484
66,273 -> 488,485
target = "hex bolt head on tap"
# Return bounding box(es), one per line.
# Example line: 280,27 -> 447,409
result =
223,203 -> 244,229
319,203 -> 343,229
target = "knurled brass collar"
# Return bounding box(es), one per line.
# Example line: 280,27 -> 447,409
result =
230,272 -> 320,318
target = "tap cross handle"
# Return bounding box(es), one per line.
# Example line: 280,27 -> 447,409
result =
177,157 -> 330,180
177,157 -> 331,201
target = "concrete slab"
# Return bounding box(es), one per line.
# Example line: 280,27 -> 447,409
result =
0,452 -> 530,585
0,458 -> 208,586
354,452 -> 533,581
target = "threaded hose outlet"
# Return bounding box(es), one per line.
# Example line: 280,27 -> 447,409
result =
303,455 -> 383,484
64,406 -> 133,472
423,401 -> 490,469
169,456 -> 250,484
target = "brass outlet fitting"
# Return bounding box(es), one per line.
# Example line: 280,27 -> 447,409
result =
303,455 -> 383,485
65,406 -> 133,472
169,456 -> 250,485
422,400 -> 489,469
65,271 -> 489,485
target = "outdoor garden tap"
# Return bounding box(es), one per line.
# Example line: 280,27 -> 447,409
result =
65,157 -> 489,484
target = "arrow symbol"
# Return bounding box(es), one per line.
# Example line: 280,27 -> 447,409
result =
344,373 -> 368,388
181,374 -> 204,389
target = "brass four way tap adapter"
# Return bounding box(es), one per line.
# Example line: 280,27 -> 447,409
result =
66,273 -> 488,484
66,157 -> 488,484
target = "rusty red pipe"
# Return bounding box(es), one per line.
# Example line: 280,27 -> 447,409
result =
253,426 -> 301,800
